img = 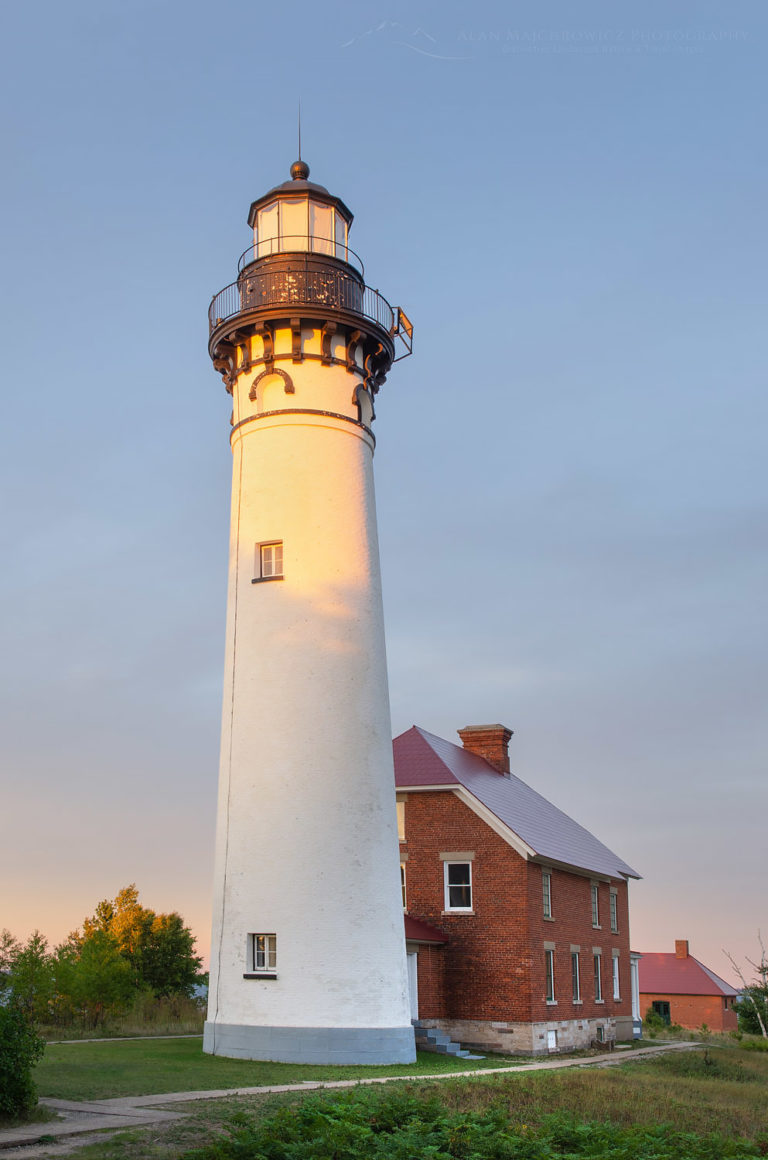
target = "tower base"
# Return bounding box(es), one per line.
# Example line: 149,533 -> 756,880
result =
203,1021 -> 416,1064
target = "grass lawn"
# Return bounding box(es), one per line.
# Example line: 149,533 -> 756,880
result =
34,1036 -> 520,1100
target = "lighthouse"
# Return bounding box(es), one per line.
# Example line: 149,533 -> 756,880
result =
203,160 -> 415,1063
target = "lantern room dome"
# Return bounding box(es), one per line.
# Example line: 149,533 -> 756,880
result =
247,161 -> 353,229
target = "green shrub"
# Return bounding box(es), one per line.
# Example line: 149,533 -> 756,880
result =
0,1003 -> 45,1119
179,1086 -> 763,1159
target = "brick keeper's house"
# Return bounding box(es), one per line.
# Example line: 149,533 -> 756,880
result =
396,724 -> 641,1054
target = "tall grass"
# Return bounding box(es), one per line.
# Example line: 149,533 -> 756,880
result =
400,1048 -> 768,1142
39,993 -> 204,1040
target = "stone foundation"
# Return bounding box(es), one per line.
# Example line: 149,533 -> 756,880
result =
419,1014 -> 634,1055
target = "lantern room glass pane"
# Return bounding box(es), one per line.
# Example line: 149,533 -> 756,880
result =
280,198 -> 308,250
309,202 -> 333,255
335,211 -> 347,261
257,202 -> 278,257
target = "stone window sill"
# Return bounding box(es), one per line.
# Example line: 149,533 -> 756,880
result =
545,1000 -> 558,1006
252,576 -> 284,584
543,915 -> 555,922
442,910 -> 475,916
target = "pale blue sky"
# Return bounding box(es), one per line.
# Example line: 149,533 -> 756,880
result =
1,0 -> 766,981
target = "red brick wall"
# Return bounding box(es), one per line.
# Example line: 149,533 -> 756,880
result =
401,791 -> 532,1021
411,944 -> 446,1018
401,790 -> 633,1028
527,868 -> 632,1024
640,992 -> 738,1032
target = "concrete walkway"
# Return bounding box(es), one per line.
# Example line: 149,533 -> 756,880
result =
0,1041 -> 698,1155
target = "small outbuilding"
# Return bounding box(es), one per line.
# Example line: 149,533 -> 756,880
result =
638,939 -> 738,1031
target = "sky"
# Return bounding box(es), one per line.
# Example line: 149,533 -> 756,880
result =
1,0 -> 766,989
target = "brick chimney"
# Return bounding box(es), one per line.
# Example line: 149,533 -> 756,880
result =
675,940 -> 689,959
457,724 -> 513,775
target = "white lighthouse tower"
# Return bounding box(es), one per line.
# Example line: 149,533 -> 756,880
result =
203,160 -> 415,1063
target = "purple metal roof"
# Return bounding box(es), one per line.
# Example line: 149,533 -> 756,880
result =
394,726 -> 639,881
638,952 -> 738,997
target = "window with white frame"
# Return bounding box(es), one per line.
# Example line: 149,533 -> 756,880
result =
400,862 -> 407,910
246,933 -> 277,976
591,883 -> 600,927
609,890 -> 618,933
396,799 -> 405,841
545,949 -> 555,1002
254,541 -> 283,582
612,953 -> 620,1000
542,869 -> 552,919
571,952 -> 581,1001
593,952 -> 603,1001
444,862 -> 472,911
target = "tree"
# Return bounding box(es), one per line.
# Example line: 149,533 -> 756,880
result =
79,885 -> 203,998
723,934 -> 768,1038
57,930 -> 134,1027
0,929 -> 20,1001
141,912 -> 202,998
6,933 -> 55,1022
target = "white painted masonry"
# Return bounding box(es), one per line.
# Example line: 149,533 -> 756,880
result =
204,169 -> 414,1063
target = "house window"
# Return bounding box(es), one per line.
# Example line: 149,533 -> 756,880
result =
571,952 -> 581,1001
545,949 -> 555,1002
542,870 -> 552,919
444,862 -> 472,911
246,933 -> 277,976
609,890 -> 618,933
593,953 -> 603,1001
396,799 -> 405,841
400,862 -> 407,910
612,953 -> 620,1000
591,883 -> 600,928
254,541 -> 283,582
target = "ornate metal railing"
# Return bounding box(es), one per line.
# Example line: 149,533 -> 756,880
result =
209,264 -> 396,336
237,236 -> 365,278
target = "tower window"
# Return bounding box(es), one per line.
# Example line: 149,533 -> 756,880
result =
254,541 -> 284,582
245,933 -> 277,977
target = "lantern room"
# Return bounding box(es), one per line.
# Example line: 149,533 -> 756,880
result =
246,160 -> 354,264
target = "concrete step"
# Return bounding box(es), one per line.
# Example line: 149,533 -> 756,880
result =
414,1026 -> 486,1060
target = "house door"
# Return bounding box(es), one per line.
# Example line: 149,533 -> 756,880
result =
407,951 -> 419,1021
652,1001 -> 671,1025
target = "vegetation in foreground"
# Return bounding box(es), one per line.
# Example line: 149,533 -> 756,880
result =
0,1002 -> 45,1119
32,1046 -> 768,1160
180,1084 -> 764,1160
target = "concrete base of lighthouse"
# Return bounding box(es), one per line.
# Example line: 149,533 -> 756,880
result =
203,1022 -> 416,1064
